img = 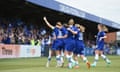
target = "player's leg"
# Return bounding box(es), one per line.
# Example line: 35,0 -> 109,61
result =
46,49 -> 53,67
60,50 -> 64,67
64,51 -> 71,63
73,44 -> 80,68
56,40 -> 65,67
59,40 -> 65,67
79,41 -> 91,69
55,50 -> 62,67
69,52 -> 75,64
100,51 -> 111,65
74,54 -> 80,69
65,51 -> 75,68
64,39 -> 75,68
91,50 -> 100,67
46,41 -> 56,67
80,55 -> 90,69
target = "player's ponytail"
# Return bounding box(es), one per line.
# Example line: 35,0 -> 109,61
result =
99,24 -> 108,32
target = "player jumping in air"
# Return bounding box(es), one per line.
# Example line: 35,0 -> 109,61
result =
91,24 -> 111,67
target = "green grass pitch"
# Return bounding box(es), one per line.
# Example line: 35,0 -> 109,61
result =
0,56 -> 120,72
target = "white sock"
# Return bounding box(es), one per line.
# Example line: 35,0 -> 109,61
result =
48,55 -> 51,62
66,55 -> 75,63
70,55 -> 75,63
60,56 -> 64,63
66,55 -> 71,62
83,57 -> 88,63
94,54 -> 99,64
101,54 -> 110,62
75,61 -> 79,65
56,55 -> 61,65
48,49 -> 52,62
101,54 -> 106,59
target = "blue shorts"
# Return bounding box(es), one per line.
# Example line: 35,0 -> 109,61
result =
64,38 -> 75,52
52,39 -> 64,51
96,42 -> 104,51
74,40 -> 85,55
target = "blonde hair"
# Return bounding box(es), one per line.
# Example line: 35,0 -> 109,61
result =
99,24 -> 108,32
80,25 -> 85,32
103,25 -> 108,32
75,24 -> 85,32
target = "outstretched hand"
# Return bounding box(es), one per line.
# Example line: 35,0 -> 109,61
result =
43,16 -> 47,21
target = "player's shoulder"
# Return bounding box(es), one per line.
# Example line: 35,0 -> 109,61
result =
99,31 -> 106,36
61,27 -> 67,30
101,31 -> 106,34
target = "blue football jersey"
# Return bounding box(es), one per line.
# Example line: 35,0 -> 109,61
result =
52,27 -> 66,38
61,27 -> 68,36
75,31 -> 83,40
67,26 -> 78,38
96,31 -> 106,43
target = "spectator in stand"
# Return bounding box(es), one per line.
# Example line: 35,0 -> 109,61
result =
30,36 -> 35,45
2,34 -> 11,44
0,17 -> 49,46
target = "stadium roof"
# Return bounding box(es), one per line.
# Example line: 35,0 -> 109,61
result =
26,0 -> 120,29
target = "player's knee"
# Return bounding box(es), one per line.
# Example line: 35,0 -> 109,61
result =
95,54 -> 99,60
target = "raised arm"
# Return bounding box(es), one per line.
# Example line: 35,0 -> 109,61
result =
43,16 -> 54,29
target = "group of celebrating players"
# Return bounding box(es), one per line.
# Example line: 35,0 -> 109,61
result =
43,17 -> 111,69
